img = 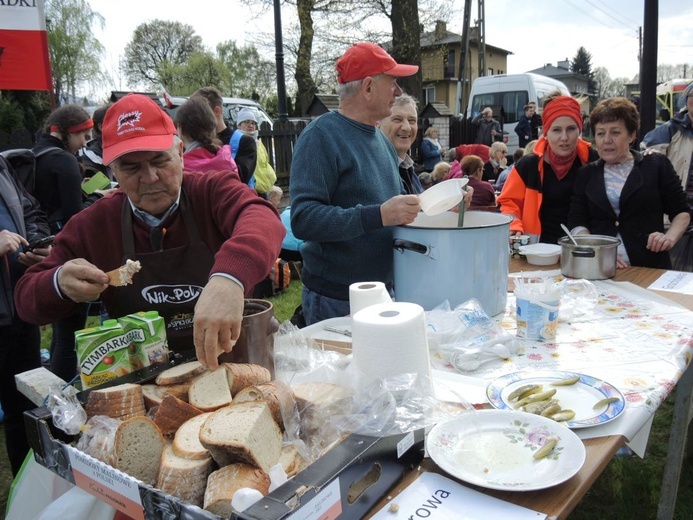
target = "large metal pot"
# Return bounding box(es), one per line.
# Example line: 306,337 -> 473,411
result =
559,235 -> 621,280
392,211 -> 512,315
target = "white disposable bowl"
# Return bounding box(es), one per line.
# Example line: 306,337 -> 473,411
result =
519,243 -> 561,266
419,178 -> 469,216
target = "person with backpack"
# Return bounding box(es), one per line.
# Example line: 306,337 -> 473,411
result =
236,108 -> 277,198
78,103 -> 114,181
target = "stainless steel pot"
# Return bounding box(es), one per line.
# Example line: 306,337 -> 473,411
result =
558,235 -> 621,280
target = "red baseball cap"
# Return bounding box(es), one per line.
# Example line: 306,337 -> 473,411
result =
102,93 -> 177,165
336,42 -> 419,84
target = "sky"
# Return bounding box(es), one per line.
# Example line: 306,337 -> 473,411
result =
87,0 -> 693,96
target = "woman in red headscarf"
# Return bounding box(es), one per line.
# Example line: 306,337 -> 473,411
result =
497,93 -> 599,244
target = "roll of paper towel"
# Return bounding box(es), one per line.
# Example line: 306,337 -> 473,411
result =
351,302 -> 432,391
349,281 -> 392,316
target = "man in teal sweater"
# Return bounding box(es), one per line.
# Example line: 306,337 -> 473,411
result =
290,42 -> 420,325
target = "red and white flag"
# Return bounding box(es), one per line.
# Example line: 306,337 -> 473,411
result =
161,85 -> 174,109
0,0 -> 53,91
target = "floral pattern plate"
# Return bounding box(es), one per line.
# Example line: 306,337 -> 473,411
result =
487,370 -> 626,428
427,409 -> 586,491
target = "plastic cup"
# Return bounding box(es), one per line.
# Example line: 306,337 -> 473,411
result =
514,287 -> 561,340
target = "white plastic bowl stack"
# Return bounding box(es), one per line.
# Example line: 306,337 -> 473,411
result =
519,243 -> 561,265
418,178 -> 469,216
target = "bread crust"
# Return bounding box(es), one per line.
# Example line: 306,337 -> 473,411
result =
223,363 -> 271,396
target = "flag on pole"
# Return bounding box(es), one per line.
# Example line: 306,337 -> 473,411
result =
0,0 -> 53,91
161,85 -> 174,109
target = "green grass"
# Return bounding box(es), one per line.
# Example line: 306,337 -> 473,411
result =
2,281 -> 691,519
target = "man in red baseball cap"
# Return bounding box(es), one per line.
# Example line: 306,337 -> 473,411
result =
16,93 -> 285,368
289,42 -> 422,325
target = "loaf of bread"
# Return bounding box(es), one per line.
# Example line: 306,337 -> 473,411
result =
172,413 -> 212,460
154,395 -> 203,435
85,383 -> 146,420
157,442 -> 213,507
156,361 -> 207,386
113,417 -> 164,486
188,368 -> 232,412
199,401 -> 282,473
233,380 -> 293,431
223,363 -> 271,396
203,463 -> 271,517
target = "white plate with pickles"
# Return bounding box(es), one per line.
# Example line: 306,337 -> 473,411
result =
427,409 -> 586,491
486,370 -> 626,429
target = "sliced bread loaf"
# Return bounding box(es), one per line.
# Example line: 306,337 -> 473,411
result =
86,382 -> 141,401
199,401 -> 281,473
154,395 -> 203,435
172,413 -> 212,460
203,463 -> 271,517
233,381 -> 293,431
157,442 -> 213,507
188,368 -> 232,412
223,363 -> 271,396
113,417 -> 164,486
156,361 -> 207,385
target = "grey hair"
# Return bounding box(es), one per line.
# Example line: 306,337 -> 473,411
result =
337,79 -> 364,101
393,93 -> 419,111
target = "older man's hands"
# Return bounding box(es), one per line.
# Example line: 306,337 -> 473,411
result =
57,259 -> 110,302
193,276 -> 244,369
381,194 -> 420,226
0,230 -> 28,257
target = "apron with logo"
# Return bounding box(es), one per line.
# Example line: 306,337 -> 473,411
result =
108,194 -> 215,352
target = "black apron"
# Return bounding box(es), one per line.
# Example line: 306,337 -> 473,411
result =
108,194 -> 215,352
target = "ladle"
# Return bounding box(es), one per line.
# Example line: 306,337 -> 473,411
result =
561,223 -> 580,247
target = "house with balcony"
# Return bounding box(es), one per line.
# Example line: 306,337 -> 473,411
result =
526,60 -> 593,112
420,21 -> 512,115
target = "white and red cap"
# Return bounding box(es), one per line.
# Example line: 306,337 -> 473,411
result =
102,93 -> 177,165
336,42 -> 418,84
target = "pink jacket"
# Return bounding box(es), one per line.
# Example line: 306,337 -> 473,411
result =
183,144 -> 239,179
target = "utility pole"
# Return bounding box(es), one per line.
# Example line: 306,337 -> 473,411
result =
273,0 -> 288,121
477,0 -> 486,78
456,0 -> 472,116
638,26 -> 642,63
639,0 -> 658,140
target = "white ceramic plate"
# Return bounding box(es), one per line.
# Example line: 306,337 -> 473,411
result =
486,370 -> 626,428
427,409 -> 585,491
418,178 -> 469,216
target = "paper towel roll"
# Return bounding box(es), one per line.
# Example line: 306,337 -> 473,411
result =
349,281 -> 392,316
351,302 -> 432,392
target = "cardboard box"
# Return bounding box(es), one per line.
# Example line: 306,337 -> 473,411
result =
25,350 -> 425,520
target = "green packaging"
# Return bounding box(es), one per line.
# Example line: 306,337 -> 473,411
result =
118,310 -> 169,370
76,319 -> 133,389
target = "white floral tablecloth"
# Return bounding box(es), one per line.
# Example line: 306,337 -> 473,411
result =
431,271 -> 693,457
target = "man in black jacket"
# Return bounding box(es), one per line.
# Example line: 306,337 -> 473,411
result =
0,155 -> 52,476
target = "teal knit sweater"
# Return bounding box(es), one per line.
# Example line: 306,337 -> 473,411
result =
290,111 -> 403,300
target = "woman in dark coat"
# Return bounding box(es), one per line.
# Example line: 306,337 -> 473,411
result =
568,97 -> 690,269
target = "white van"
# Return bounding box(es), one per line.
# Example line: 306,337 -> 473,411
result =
466,73 -> 570,153
165,96 -> 274,129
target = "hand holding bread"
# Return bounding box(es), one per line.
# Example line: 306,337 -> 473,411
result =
57,258 -> 110,302
193,276 -> 244,369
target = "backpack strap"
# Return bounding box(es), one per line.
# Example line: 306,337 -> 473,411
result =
229,130 -> 243,159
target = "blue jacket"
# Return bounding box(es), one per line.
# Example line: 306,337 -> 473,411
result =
515,115 -> 532,148
419,138 -> 442,171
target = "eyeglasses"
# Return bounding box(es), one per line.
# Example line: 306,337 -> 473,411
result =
241,120 -> 257,126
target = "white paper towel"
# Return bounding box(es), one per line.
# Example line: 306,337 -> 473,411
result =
351,302 -> 432,391
349,281 -> 392,316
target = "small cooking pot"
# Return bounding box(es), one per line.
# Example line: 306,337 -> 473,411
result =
558,235 -> 621,280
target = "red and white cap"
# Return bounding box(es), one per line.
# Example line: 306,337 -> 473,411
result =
102,94 -> 177,165
336,42 -> 418,84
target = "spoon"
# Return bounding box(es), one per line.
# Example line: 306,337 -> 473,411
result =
561,223 -> 580,247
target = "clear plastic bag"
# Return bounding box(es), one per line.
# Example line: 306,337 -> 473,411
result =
76,415 -> 121,467
559,278 -> 599,321
46,384 -> 87,435
426,299 -> 519,372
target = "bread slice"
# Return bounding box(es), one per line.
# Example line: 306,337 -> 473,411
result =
156,361 -> 207,386
85,384 -> 146,420
279,444 -> 308,478
113,417 -> 164,486
154,395 -> 203,435
188,368 -> 233,412
172,413 -> 212,460
223,363 -> 271,396
233,381 -> 293,431
199,401 -> 281,473
86,383 -> 142,401
141,384 -> 168,409
204,463 -> 271,517
157,443 -> 213,508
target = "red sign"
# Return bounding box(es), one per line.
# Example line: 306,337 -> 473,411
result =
0,0 -> 53,91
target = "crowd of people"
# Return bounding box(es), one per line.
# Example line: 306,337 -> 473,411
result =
1,40 -> 691,480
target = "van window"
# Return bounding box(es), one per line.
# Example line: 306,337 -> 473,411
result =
470,91 -> 529,124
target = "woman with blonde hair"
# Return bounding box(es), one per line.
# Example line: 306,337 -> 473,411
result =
431,161 -> 451,183
497,94 -> 599,244
420,126 -> 444,171
483,141 -> 507,182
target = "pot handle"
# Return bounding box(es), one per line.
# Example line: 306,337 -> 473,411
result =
393,238 -> 429,255
571,247 -> 596,258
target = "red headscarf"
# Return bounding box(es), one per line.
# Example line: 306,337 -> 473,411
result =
541,96 -> 584,180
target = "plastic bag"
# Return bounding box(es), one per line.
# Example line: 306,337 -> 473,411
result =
76,415 -> 121,467
559,278 -> 599,321
426,299 -> 518,372
273,322 -> 472,463
46,384 -> 87,435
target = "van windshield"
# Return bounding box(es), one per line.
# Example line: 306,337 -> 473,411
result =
470,91 -> 529,124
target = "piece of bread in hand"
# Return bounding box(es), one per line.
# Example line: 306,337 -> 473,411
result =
188,368 -> 232,412
223,363 -> 271,396
204,463 -> 270,517
172,412 -> 213,460
233,380 -> 293,431
199,401 -> 281,473
156,361 -> 207,386
107,259 -> 141,287
113,417 -> 164,486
